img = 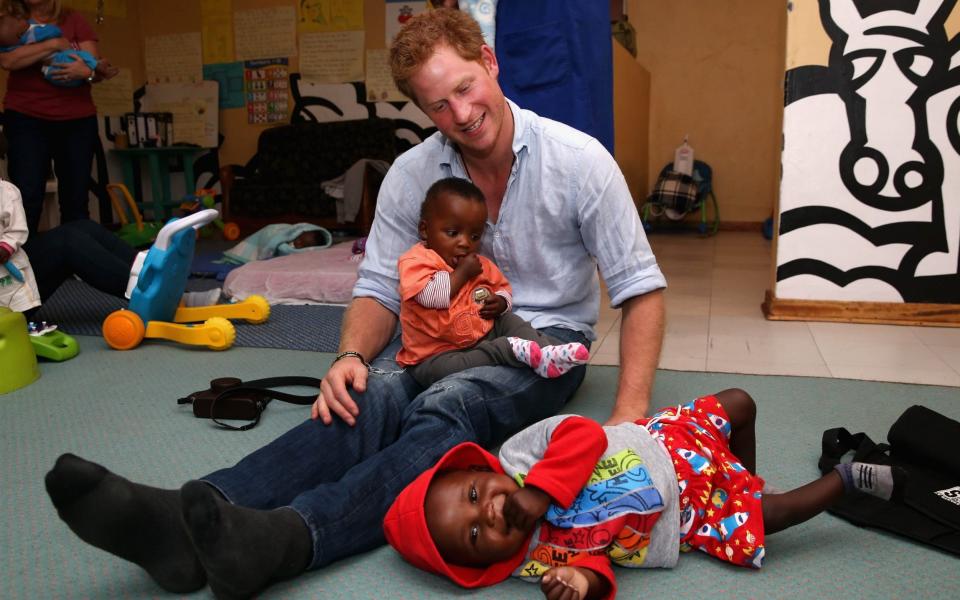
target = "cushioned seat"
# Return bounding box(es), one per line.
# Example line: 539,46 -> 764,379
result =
220,118 -> 397,235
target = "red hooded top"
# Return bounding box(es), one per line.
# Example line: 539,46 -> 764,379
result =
382,417 -> 613,593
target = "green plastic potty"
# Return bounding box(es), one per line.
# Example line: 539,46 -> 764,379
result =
0,307 -> 40,394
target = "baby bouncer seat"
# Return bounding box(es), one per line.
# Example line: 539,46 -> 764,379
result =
642,159 -> 720,235
102,209 -> 269,350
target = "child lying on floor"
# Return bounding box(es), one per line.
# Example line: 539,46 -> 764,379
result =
384,388 -> 906,600
222,223 -> 332,264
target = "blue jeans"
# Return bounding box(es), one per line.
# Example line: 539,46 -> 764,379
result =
4,110 -> 99,234
202,326 -> 589,569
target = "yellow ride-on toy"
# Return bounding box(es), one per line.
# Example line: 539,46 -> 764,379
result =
102,209 -> 269,351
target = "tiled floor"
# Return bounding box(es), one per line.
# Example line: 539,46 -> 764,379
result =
590,232 -> 960,387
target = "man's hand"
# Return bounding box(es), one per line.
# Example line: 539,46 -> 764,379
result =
311,355 -> 367,426
478,294 -> 506,319
604,406 -> 646,427
503,485 -> 551,533
540,567 -> 590,600
0,247 -> 10,263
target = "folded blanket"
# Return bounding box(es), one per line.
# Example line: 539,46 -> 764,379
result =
223,223 -> 332,264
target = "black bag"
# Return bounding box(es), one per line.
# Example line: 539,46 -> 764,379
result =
818,405 -> 960,556
178,376 -> 320,431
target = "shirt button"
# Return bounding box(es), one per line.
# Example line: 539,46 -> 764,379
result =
494,232 -> 501,238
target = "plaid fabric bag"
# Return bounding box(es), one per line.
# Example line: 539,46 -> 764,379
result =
647,170 -> 698,213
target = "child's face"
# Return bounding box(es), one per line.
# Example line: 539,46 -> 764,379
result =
292,230 -> 320,249
419,193 -> 486,269
0,14 -> 28,47
424,468 -> 528,567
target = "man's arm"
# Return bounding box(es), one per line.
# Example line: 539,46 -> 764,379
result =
312,297 -> 397,426
604,289 -> 665,425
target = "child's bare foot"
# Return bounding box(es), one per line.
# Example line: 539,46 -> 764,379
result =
44,453 -> 205,593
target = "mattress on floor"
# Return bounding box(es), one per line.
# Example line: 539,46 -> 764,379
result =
223,241 -> 360,305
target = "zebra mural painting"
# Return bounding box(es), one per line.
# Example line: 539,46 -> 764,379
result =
777,0 -> 960,303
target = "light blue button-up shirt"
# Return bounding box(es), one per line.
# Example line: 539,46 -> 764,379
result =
354,99 -> 666,341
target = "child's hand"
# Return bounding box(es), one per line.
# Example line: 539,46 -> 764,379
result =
540,567 -> 590,600
94,59 -> 120,80
0,247 -> 9,263
503,485 -> 551,533
478,294 -> 506,319
453,252 -> 482,279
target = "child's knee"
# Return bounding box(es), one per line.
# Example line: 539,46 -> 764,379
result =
716,388 -> 755,423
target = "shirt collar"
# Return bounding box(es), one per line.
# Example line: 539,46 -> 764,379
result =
437,97 -> 529,173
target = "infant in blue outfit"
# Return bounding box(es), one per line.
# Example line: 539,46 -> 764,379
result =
0,21 -> 97,87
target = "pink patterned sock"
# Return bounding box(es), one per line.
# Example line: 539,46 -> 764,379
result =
537,343 -> 590,378
508,337 -> 542,369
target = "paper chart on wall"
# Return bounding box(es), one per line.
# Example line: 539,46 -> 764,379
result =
385,0 -> 427,46
299,31 -> 364,83
92,67 -> 133,116
201,0 -> 235,64
141,82 -> 219,148
365,49 -> 404,102
203,62 -> 245,109
298,0 -> 365,32
145,32 -> 203,84
234,6 -> 297,61
245,59 -> 290,124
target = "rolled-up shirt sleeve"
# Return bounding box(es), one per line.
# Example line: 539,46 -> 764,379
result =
576,139 -> 666,308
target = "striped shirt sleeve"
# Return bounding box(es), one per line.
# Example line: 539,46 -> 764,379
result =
413,271 -> 451,308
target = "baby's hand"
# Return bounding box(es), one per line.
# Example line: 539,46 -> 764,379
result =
540,567 -> 590,600
454,252 -> 482,279
503,485 -> 551,533
478,294 -> 506,319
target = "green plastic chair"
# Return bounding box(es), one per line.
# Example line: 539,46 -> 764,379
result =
0,307 -> 40,394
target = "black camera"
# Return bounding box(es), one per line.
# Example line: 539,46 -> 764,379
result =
180,377 -> 269,421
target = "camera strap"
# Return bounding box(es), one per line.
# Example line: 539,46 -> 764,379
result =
181,376 -> 321,432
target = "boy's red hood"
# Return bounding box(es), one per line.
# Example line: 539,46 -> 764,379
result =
382,441 -> 529,587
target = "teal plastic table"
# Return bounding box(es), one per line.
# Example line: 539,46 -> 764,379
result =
110,146 -> 204,221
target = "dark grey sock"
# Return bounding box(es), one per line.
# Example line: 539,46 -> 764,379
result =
835,462 -> 907,501
44,453 -> 205,593
180,479 -> 312,600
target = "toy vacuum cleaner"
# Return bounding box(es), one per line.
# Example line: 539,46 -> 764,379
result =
102,209 -> 269,350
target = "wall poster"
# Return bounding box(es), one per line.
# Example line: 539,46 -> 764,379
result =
245,58 -> 290,124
